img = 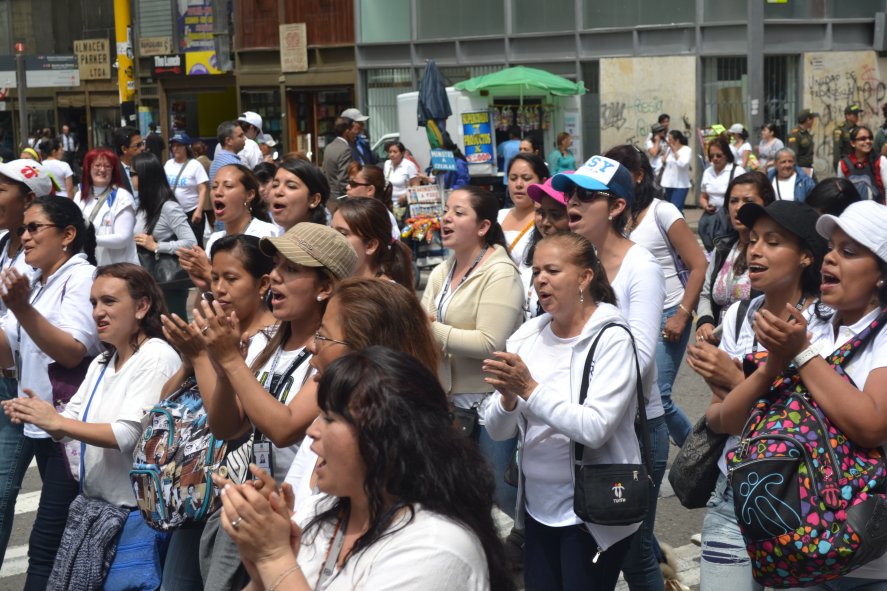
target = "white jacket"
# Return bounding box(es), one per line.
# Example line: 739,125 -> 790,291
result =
484,302 -> 643,551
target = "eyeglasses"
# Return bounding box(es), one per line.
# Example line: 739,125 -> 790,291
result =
572,186 -> 614,202
855,135 -> 873,142
91,162 -> 113,170
709,152 -> 726,159
313,331 -> 350,348
348,180 -> 372,188
129,141 -> 145,148
16,222 -> 59,237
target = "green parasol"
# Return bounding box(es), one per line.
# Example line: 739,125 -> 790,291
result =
454,66 -> 586,97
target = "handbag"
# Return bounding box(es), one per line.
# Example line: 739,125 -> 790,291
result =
452,405 -> 479,437
137,247 -> 190,288
667,416 -> 727,509
102,509 -> 171,591
573,323 -> 653,526
652,200 -> 690,287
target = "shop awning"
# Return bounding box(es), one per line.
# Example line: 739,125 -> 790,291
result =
454,66 -> 586,97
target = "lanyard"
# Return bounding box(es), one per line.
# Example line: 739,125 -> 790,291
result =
436,246 -> 488,321
254,347 -> 311,443
0,241 -> 22,272
315,510 -> 348,590
78,362 -> 108,492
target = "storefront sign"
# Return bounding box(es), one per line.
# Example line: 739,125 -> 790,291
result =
280,23 -> 308,73
430,149 -> 457,171
153,55 -> 183,76
185,51 -> 222,76
73,39 -> 110,80
139,37 -> 173,57
0,55 -> 80,87
179,0 -> 214,53
461,111 -> 494,164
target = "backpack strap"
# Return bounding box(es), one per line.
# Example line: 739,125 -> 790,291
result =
826,307 -> 887,374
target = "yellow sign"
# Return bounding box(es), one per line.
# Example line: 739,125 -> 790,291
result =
139,37 -> 173,57
185,51 -> 222,76
280,23 -> 308,73
113,0 -> 134,102
73,38 -> 110,80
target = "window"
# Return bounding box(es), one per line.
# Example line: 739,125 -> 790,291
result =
763,56 -> 798,140
702,0 -> 747,22
829,0 -> 883,18
360,0 -> 410,43
514,0 -> 573,33
365,68 -> 413,139
583,0 -> 694,28
416,0 -> 504,39
703,57 -> 748,128
241,90 -> 283,138
138,0 -> 174,40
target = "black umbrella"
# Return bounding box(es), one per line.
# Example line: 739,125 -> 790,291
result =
417,60 -> 452,148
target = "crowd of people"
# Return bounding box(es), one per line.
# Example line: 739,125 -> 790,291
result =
0,103 -> 883,591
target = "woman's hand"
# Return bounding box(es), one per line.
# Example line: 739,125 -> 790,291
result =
194,299 -> 245,367
161,313 -> 206,362
1,268 -> 32,314
177,245 -> 211,291
695,322 -> 716,344
248,464 -> 296,511
483,352 -> 538,404
753,305 -> 811,378
191,210 -> 203,224
663,311 -> 688,342
686,341 -> 744,390
134,233 -> 158,253
3,389 -> 61,432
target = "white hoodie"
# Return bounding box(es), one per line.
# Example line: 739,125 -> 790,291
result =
484,302 -> 643,551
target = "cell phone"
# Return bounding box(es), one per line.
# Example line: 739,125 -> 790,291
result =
711,325 -> 723,341
201,291 -> 215,305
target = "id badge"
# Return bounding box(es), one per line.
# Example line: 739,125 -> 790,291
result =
253,441 -> 273,476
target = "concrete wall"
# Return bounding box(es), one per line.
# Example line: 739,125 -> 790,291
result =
802,50 -> 884,179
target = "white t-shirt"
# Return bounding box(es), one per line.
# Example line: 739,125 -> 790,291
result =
61,339 -> 180,506
295,495 -> 490,590
384,159 -> 418,200
497,208 -> 533,265
204,218 -> 280,257
0,234 -> 35,320
74,186 -> 139,266
522,324 -> 580,527
41,159 -> 74,190
610,244 -> 665,420
2,254 -> 101,438
660,145 -> 692,189
164,158 -> 209,213
730,141 -> 752,162
645,135 -> 666,174
628,200 -> 686,309
238,138 -> 263,170
701,164 -> 745,209
247,334 -> 315,482
773,173 -> 797,201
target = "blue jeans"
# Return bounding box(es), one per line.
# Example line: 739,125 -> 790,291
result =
476,424 -> 518,519
658,305 -> 693,446
162,523 -> 206,590
525,513 -> 635,591
621,415 -> 669,591
0,376 -> 25,563
665,187 -> 690,212
700,474 -> 762,591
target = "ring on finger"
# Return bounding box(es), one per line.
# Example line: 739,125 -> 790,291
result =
231,517 -> 243,530
201,325 -> 209,335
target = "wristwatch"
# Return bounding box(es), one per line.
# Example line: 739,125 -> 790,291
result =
792,344 -> 820,369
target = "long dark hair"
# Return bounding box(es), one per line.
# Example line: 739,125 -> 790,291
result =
507,152 -> 549,181
132,152 -> 175,234
306,347 -> 514,591
726,171 -> 776,275
805,178 -> 861,216
604,144 -> 663,228
355,164 -> 393,211
277,158 -> 329,225
94,263 -> 167,364
217,163 -> 270,223
27,195 -> 95,265
335,198 -> 414,288
459,186 -> 508,251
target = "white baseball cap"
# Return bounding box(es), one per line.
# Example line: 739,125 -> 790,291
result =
238,111 -> 263,134
816,200 -> 887,264
340,108 -> 369,122
728,123 -> 745,134
0,159 -> 55,196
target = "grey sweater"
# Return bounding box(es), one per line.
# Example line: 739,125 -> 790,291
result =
134,200 -> 198,254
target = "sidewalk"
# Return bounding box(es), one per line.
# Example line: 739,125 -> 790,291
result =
683,206 -> 702,233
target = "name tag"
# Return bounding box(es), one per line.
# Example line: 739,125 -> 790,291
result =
253,441 -> 273,476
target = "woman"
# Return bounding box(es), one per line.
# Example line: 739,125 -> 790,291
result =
178,164 -> 278,292
757,122 -> 784,172
836,125 -> 887,203
499,153 -> 550,265
384,141 -> 419,220
660,130 -> 693,212
484,232 -> 643,590
253,162 -> 278,209
609,145 -> 707,447
696,172 -> 776,342
805,177 -> 862,216
20,147 -> 41,163
547,132 -> 576,175
268,157 -> 329,231
131,152 -> 198,319
193,140 -> 215,227
519,135 -> 542,159
0,196 -> 99,589
728,124 -> 752,169
520,177 -> 570,318
3,264 -> 180,588
687,200 -> 827,590
165,133 -> 209,248
699,137 -> 746,252
421,186 -> 525,517
74,148 -> 138,266
216,347 -> 514,591
332,197 -> 414,287
37,139 -> 74,198
555,156 -> 667,591
346,164 -> 399,240
767,148 -> 816,202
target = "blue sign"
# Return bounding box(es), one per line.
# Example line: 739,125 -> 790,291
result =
461,111 -> 494,164
430,149 -> 457,171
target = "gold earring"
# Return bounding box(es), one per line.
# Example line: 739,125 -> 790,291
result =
579,286 -> 584,305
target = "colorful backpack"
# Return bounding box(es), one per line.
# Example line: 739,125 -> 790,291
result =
130,378 -> 250,531
727,308 -> 887,587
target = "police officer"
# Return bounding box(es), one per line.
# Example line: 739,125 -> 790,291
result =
788,109 -> 818,177
834,104 -> 862,171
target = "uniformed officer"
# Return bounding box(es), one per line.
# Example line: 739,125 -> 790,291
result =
788,109 -> 818,177
833,104 -> 862,171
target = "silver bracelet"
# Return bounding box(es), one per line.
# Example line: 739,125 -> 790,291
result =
267,564 -> 300,591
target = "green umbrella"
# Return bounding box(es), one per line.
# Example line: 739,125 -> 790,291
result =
454,66 -> 586,97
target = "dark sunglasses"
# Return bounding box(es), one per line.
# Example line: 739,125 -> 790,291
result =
348,180 -> 372,188
571,186 -> 615,202
16,222 -> 59,237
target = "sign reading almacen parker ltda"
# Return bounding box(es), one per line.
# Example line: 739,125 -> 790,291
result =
74,38 -> 110,80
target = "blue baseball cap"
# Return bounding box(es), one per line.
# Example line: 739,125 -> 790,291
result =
170,132 -> 192,146
551,155 -> 635,205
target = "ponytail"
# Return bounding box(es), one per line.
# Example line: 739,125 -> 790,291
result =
459,186 -> 508,251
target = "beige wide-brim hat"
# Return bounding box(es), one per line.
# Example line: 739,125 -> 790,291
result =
260,222 -> 358,281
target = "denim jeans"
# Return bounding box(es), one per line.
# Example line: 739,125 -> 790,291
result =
700,474 -> 762,591
657,305 -> 693,446
0,376 -> 25,563
25,437 -> 79,590
621,415 -> 669,591
476,424 -> 518,519
525,513 -> 635,591
161,523 -> 206,590
664,187 -> 690,213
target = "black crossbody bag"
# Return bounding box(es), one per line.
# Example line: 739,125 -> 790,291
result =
573,323 -> 654,526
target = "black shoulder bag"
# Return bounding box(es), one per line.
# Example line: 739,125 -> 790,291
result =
573,323 -> 654,526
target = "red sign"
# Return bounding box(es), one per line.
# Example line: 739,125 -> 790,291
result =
153,55 -> 182,76
14,42 -> 24,53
